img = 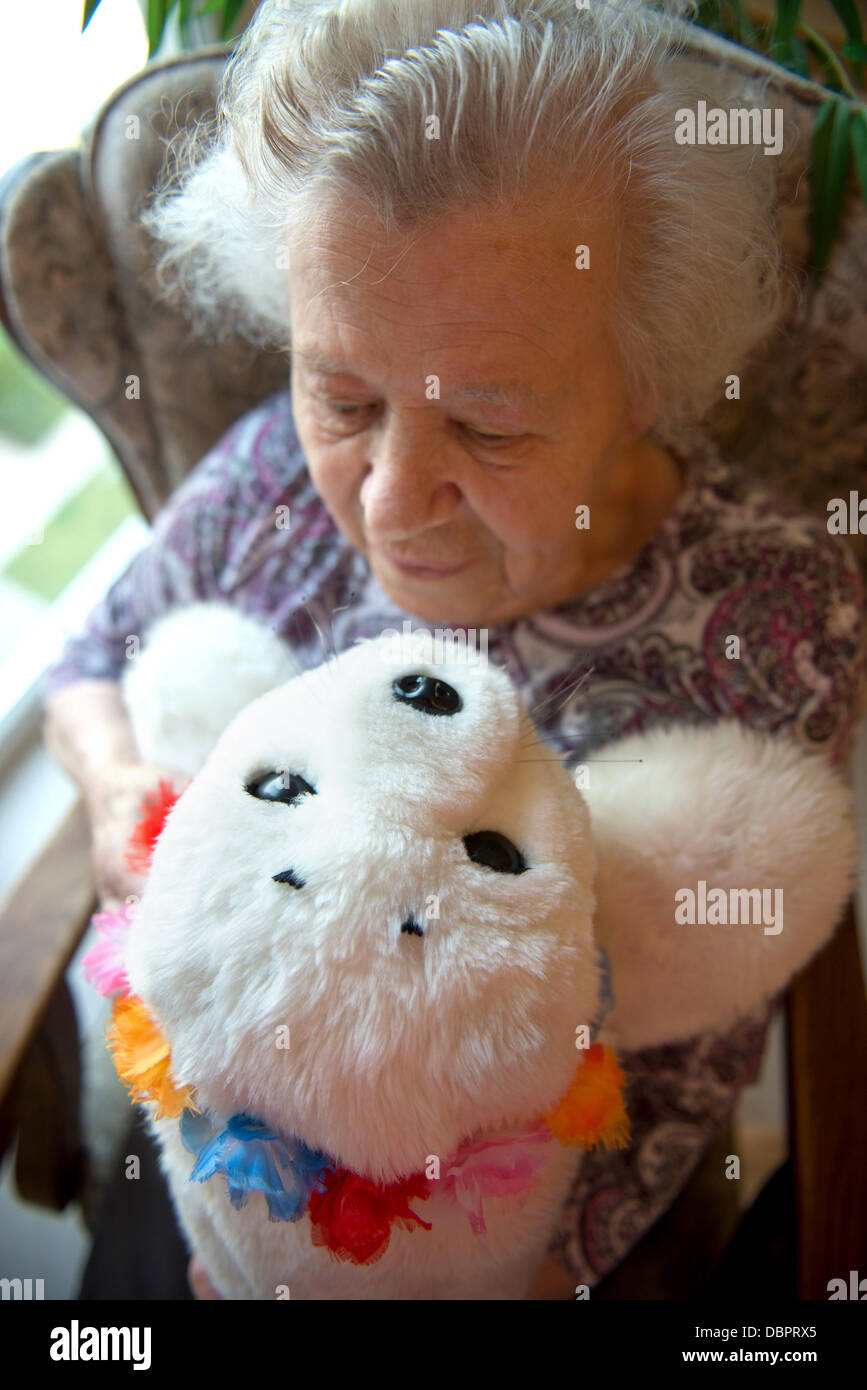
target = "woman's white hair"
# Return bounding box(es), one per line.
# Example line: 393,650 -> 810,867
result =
142,0 -> 784,434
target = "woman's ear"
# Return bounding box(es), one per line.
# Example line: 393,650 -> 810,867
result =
625,392 -> 656,442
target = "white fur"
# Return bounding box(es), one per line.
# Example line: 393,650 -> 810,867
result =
583,722 -> 857,1050
122,602 -> 300,775
118,604 -> 855,1298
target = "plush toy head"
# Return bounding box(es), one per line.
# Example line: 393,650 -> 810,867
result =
125,635 -> 601,1182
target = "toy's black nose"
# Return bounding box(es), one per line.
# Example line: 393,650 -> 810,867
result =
393,674 -> 462,716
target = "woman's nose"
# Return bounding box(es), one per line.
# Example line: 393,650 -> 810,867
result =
359,417 -> 462,535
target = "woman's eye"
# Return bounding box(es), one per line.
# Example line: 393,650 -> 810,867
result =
463,830 -> 528,874
315,400 -> 376,434
467,428 -> 508,443
245,771 -> 317,804
314,396 -> 518,446
322,400 -> 376,424
462,425 -> 524,448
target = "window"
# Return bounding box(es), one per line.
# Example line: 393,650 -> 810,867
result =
0,1 -> 155,759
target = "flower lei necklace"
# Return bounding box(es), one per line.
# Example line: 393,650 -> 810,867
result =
83,781 -> 630,1267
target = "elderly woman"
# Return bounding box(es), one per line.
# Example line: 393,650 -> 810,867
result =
42,0 -> 863,1298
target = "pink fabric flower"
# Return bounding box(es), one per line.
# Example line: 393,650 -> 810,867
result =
440,1126 -> 554,1235
82,902 -> 136,996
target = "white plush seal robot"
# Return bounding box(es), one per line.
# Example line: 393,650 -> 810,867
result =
90,604 -> 855,1299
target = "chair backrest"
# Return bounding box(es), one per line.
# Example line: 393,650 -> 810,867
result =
1,29 -> 865,548
0,48 -> 288,519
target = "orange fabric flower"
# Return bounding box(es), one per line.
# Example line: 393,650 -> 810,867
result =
108,994 -> 197,1119
543,1043 -> 630,1150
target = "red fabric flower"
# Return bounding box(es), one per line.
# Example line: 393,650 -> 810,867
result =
125,780 -> 181,875
308,1167 -> 433,1265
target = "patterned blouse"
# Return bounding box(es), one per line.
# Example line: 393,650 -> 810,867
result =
41,386 -> 865,1287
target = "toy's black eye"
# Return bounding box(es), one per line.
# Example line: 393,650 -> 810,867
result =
463,830 -> 527,875
245,771 -> 316,805
393,674 -> 462,715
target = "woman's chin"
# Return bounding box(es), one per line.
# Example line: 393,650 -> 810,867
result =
368,557 -> 491,626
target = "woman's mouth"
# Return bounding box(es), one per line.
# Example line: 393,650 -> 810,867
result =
381,552 -> 473,579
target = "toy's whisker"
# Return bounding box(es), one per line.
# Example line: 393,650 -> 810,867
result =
514,755 -> 568,764
327,608 -> 344,664
514,754 -> 645,764
524,665 -> 595,725
517,713 -> 541,749
303,603 -> 336,677
518,673 -> 593,749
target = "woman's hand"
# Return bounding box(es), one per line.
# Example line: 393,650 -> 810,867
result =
85,761 -> 191,909
525,1253 -> 576,1299
188,1256 -> 223,1299
43,680 -> 191,906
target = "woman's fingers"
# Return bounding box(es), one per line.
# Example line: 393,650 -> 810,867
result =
87,762 -> 191,905
188,1256 -> 223,1300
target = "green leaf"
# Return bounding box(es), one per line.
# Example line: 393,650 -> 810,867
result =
802,26 -> 848,92
81,0 -> 102,30
218,0 -> 248,39
809,98 -> 851,281
699,0 -> 732,39
692,0 -> 721,24
850,109 -> 867,205
829,2 -> 866,85
788,35 -> 810,77
147,0 -> 172,56
811,91 -> 837,144
825,1 -> 864,45
190,0 -> 249,43
840,38 -> 867,88
723,0 -> 759,46
769,0 -> 802,63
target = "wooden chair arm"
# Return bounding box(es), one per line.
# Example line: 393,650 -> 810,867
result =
0,797 -> 96,1204
0,796 -> 95,1102
787,899 -> 867,1297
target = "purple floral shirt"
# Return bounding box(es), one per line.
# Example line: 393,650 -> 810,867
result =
42,387 -> 865,1286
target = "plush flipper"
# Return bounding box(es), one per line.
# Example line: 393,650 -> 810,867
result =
583,721 -> 856,1050
122,602 -> 300,775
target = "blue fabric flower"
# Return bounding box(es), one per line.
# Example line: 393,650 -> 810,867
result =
180,1109 -> 334,1222
180,1107 -> 216,1156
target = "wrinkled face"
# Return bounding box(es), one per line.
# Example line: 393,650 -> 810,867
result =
288,188 -> 657,627
126,637 -> 599,1180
